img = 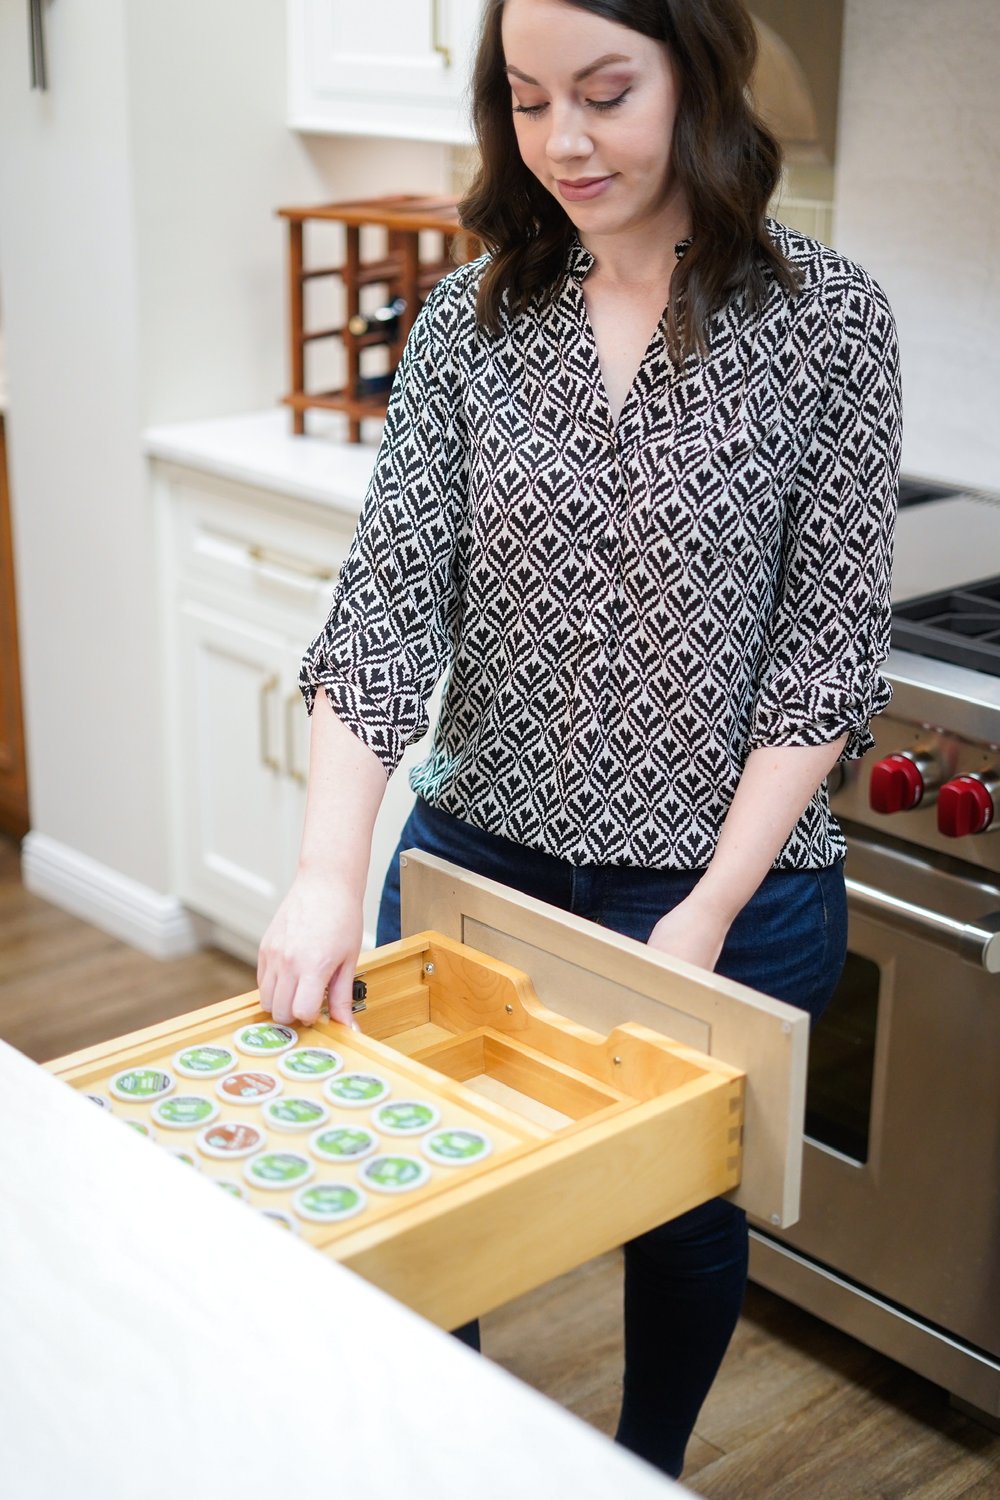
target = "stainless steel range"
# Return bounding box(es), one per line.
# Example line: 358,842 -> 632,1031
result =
749,482 -> 1000,1423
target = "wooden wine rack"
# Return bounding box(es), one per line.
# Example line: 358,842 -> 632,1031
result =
276,194 -> 482,442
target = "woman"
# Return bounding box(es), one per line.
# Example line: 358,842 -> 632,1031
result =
259,0 -> 901,1478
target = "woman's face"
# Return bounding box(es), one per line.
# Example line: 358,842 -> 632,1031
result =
501,0 -> 684,241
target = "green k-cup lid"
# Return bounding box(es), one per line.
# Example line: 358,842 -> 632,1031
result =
323,1072 -> 390,1108
422,1129 -> 493,1167
244,1151 -> 314,1191
373,1099 -> 440,1136
293,1182 -> 366,1224
263,1096 -> 329,1132
84,1093 -> 113,1112
152,1095 -> 219,1130
110,1068 -> 175,1103
124,1119 -> 156,1140
170,1149 -> 200,1170
173,1044 -> 237,1079
233,1023 -> 297,1056
360,1154 -> 431,1194
279,1047 -> 343,1081
309,1125 -> 378,1163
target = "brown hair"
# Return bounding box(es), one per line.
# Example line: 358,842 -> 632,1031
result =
459,0 -> 800,361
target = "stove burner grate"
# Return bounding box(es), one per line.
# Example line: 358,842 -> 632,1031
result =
891,575 -> 1000,676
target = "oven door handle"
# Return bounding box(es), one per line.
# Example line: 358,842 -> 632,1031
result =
845,878 -> 1000,973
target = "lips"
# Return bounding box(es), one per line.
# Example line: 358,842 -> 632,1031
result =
556,175 -> 615,201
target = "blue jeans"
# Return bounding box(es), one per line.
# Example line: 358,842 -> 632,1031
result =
377,796 -> 847,1478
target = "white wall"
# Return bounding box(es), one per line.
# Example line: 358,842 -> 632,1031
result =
0,1 -> 447,901
834,0 -> 1000,489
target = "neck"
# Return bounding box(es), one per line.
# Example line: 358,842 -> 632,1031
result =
578,195 -> 691,288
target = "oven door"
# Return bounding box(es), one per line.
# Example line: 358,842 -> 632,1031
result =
750,822 -> 1000,1406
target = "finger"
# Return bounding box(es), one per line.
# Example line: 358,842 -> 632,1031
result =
257,954 -> 274,1013
326,962 -> 359,1029
291,973 -> 332,1027
269,971 -> 300,1027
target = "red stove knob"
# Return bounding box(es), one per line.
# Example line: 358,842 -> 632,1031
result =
937,776 -> 995,837
869,753 -> 925,814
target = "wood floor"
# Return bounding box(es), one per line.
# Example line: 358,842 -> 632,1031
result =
2,834 -> 997,1497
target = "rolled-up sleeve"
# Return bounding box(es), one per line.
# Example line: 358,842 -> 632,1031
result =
299,274 -> 469,777
749,274 -> 901,761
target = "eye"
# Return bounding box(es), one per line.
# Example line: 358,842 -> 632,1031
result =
589,89 -> 630,112
512,101 -> 546,117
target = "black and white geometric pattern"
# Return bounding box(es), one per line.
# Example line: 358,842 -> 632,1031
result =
301,221 -> 901,869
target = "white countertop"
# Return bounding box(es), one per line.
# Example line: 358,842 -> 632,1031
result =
0,1039 -> 684,1500
143,407 -> 383,517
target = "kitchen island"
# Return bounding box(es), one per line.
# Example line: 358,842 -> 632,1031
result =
0,1034 -> 685,1500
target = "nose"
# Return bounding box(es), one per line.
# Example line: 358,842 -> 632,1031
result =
544,102 -> 592,168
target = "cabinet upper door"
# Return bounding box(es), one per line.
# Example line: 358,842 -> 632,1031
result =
289,0 -> 481,141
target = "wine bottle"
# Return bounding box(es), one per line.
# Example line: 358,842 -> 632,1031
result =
347,297 -> 406,339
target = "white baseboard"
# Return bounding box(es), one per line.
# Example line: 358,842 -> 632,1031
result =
20,833 -> 207,961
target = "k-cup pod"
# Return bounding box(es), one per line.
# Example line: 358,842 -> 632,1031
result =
216,1071 -> 282,1106
309,1125 -> 378,1164
359,1154 -> 431,1195
372,1099 -> 440,1137
244,1151 -> 314,1192
173,1044 -> 237,1080
422,1128 -> 493,1168
262,1096 -> 329,1133
233,1023 -> 297,1058
152,1095 -> 220,1131
197,1121 -> 265,1160
110,1068 -> 175,1103
279,1046 -> 344,1082
293,1182 -> 367,1224
324,1072 -> 390,1109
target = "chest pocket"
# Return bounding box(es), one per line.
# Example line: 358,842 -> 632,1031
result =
685,417 -> 788,560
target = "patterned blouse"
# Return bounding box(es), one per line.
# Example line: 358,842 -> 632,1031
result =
301,221 -> 901,869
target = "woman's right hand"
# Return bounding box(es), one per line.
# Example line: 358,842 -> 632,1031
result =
257,871 -> 364,1029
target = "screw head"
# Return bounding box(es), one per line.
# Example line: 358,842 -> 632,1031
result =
770,1213 -> 781,1225
613,1055 -> 622,1066
504,1003 -> 513,1015
424,963 -> 435,975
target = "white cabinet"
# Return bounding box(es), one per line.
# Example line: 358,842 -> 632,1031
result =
175,601 -> 308,941
288,0 -> 480,142
157,463 -> 432,956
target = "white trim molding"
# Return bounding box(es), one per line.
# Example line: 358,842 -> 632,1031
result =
20,833 -> 207,961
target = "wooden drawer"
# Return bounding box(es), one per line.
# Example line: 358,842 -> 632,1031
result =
46,931 -> 744,1331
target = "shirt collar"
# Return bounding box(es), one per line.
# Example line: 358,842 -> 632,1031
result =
565,233 -> 694,282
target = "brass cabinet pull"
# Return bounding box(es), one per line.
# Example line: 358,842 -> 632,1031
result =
286,690 -> 307,785
259,676 -> 280,772
248,544 -> 338,586
432,0 -> 452,67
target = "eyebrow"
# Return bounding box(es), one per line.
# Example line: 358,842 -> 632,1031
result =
505,53 -> 632,85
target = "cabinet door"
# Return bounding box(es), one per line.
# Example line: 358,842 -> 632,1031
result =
176,601 -> 298,942
288,0 -> 479,141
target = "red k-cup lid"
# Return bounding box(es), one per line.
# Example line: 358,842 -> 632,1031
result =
216,1071 -> 282,1105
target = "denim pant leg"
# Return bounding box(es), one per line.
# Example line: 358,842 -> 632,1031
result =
603,862 -> 847,1477
376,798 -> 847,1478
